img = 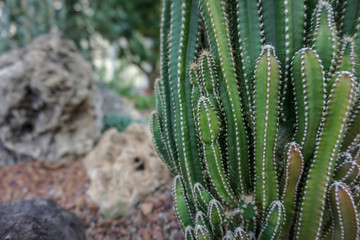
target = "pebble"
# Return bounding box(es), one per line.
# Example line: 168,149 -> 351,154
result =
141,202 -> 154,215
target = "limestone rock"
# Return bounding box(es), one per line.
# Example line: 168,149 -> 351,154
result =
0,34 -> 102,165
0,199 -> 86,240
84,124 -> 169,211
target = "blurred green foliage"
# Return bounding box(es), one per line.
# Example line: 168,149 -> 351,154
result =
91,0 -> 160,64
105,65 -> 156,110
0,0 -> 161,77
103,114 -> 134,133
134,94 -> 156,110
0,0 -> 93,58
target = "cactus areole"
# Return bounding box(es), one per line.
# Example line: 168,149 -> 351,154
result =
150,0 -> 360,239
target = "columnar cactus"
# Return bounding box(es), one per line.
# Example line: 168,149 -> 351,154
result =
151,0 -> 360,239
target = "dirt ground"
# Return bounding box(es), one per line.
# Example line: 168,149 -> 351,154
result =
0,160 -> 183,240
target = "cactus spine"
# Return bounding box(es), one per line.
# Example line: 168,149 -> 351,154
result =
151,0 -> 360,239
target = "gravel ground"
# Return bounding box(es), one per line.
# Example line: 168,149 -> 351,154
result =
0,160 -> 183,240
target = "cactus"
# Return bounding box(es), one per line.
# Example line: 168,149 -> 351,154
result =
151,0 -> 360,239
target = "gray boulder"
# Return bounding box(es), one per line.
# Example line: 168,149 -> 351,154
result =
0,199 -> 86,240
0,34 -> 102,165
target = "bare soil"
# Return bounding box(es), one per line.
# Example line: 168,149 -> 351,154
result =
0,160 -> 183,240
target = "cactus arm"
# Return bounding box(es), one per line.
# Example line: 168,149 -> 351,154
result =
159,0 -> 177,168
253,45 -> 281,211
353,186 -> 360,211
258,201 -> 285,240
169,0 -> 204,190
333,0 -> 347,31
173,175 -> 194,230
339,0 -> 360,35
337,152 -> 354,165
185,0 -> 207,188
154,79 -> 178,172
284,0 -> 305,96
333,161 -> 360,185
185,226 -> 195,240
155,79 -> 164,118
235,0 -> 263,121
280,142 -> 304,236
329,182 -> 359,240
292,48 -> 325,163
197,97 -> 235,204
327,37 -> 356,94
351,145 -> 360,164
195,211 -> 211,233
342,99 -> 360,151
295,72 -> 356,240
195,225 -> 211,240
355,18 -> 360,82
284,0 -> 305,60
193,183 -> 214,213
207,199 -> 225,237
259,0 -> 285,65
150,112 -> 176,174
311,1 -> 338,77
236,0 -> 263,70
200,0 -> 249,194
233,227 -> 247,239
336,37 -> 356,73
281,0 -> 306,123
198,52 -> 221,111
160,0 -> 171,89
304,0 -> 319,40
190,65 -> 202,123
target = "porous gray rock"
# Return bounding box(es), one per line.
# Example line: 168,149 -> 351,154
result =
84,124 -> 169,212
0,199 -> 86,240
0,34 -> 102,165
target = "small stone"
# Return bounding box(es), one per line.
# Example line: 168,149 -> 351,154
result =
75,197 -> 85,207
140,202 -> 154,215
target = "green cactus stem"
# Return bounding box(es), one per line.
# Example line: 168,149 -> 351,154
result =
200,0 -> 250,195
197,96 -> 235,204
195,225 -> 211,240
333,160 -> 360,185
173,175 -> 194,230
253,45 -> 281,212
280,142 -> 303,237
258,201 -> 285,240
295,71 -> 356,239
291,48 -> 325,164
328,182 -> 359,240
311,1 -> 337,77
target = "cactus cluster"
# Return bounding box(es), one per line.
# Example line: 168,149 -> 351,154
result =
151,0 -> 360,239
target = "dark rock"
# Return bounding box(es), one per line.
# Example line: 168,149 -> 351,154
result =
0,199 -> 86,240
